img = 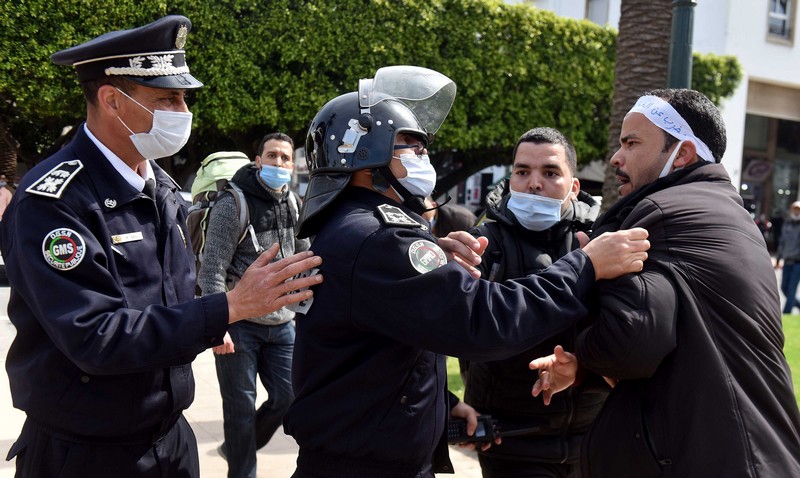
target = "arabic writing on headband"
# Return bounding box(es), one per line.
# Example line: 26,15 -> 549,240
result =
636,99 -> 684,135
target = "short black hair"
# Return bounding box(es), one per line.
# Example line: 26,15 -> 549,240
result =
257,132 -> 294,157
512,127 -> 578,174
644,88 -> 727,162
81,76 -> 138,107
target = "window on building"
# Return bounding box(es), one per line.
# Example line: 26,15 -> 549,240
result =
768,0 -> 794,42
586,0 -> 609,26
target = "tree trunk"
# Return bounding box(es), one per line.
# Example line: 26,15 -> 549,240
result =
601,0 -> 673,211
0,118 -> 19,188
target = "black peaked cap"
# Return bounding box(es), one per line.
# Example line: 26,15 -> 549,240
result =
50,15 -> 203,89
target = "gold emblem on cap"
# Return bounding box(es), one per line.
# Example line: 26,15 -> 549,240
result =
175,25 -> 188,49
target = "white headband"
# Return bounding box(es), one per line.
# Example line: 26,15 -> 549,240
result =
628,95 -> 715,163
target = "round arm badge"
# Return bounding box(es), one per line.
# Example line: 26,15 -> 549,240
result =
408,240 -> 447,274
43,228 -> 86,271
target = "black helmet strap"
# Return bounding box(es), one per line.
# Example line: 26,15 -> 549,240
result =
371,167 -> 391,193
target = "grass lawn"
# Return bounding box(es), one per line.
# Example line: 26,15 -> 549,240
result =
447,357 -> 465,400
449,314 -> 800,407
783,314 -> 800,407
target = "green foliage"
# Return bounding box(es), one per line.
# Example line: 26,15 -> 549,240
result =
692,52 -> 743,106
1,0 -> 742,179
174,0 -> 619,163
0,1 -> 166,156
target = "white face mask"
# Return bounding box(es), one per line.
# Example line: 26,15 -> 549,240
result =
658,140 -> 685,178
115,88 -> 193,160
394,153 -> 437,198
507,189 -> 571,231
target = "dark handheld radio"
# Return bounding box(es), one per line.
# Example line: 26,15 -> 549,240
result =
447,415 -> 543,444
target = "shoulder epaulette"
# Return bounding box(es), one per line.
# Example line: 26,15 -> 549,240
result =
26,160 -> 84,199
377,204 -> 422,228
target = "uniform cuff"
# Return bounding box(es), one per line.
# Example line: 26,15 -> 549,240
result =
201,292 -> 230,347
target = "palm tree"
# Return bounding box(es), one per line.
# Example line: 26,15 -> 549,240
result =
601,0 -> 673,210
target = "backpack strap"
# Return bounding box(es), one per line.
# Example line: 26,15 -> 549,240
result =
288,190 -> 300,221
227,182 -> 264,254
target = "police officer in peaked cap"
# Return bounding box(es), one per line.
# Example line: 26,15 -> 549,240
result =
1,15 -> 322,478
283,65 -> 649,477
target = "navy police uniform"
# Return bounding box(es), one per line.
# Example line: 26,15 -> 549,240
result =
1,15 -> 225,478
284,187 -> 597,478
1,125 -> 228,476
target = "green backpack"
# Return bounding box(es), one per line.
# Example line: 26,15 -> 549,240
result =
186,152 -> 263,272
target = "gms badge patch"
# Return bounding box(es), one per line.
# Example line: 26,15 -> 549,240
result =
408,240 -> 447,274
42,228 -> 86,271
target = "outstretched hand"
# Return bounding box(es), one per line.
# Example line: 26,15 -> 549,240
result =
438,231 -> 488,279
226,244 -> 323,323
529,345 -> 578,405
582,227 -> 649,280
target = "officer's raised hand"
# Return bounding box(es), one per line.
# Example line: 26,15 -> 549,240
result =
580,227 -> 649,280
438,231 -> 489,279
226,244 -> 323,323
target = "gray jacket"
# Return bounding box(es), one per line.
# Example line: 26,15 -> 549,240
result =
197,163 -> 310,325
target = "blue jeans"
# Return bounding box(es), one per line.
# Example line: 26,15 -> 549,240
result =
782,261 -> 800,314
215,320 -> 295,478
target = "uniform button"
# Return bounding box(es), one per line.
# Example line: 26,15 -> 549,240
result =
634,432 -> 641,439
400,396 -> 408,404
80,375 -> 90,383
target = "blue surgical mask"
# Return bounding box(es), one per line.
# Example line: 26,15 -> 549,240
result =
259,165 -> 292,190
507,189 -> 571,231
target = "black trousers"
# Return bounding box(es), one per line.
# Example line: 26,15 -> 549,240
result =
8,415 -> 199,478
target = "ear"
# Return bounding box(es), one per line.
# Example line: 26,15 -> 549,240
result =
673,141 -> 698,168
254,155 -> 262,167
97,84 -> 122,115
570,177 -> 580,200
348,168 -> 374,189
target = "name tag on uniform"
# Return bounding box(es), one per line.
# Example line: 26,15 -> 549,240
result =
111,232 -> 144,244
285,268 -> 320,314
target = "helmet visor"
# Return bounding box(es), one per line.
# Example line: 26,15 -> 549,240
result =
358,65 -> 456,135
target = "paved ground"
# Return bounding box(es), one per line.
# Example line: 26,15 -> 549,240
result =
0,282 -> 482,477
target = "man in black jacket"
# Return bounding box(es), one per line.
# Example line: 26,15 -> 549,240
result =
464,127 -> 607,478
531,89 -> 800,477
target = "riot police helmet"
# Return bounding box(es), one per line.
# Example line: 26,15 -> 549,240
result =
296,65 -> 456,238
